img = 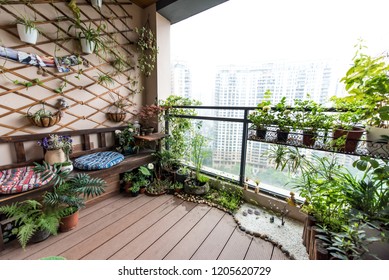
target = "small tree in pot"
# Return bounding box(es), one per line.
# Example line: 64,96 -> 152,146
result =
137,104 -> 165,135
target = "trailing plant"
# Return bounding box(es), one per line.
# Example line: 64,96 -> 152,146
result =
54,78 -> 67,94
15,14 -> 38,33
0,200 -> 60,249
135,25 -> 158,77
160,95 -> 201,160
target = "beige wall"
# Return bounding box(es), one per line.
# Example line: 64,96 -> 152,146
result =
0,1 -> 155,166
156,12 -> 171,102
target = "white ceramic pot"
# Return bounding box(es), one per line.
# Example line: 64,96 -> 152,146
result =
17,23 -> 38,44
80,38 -> 96,54
91,0 -> 102,9
365,126 -> 389,157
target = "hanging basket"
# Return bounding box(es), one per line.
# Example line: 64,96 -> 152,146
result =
26,103 -> 62,128
106,112 -> 126,122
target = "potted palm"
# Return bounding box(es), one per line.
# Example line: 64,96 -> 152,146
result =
34,162 -> 106,232
339,43 -> 389,157
16,16 -> 39,44
0,200 -> 60,249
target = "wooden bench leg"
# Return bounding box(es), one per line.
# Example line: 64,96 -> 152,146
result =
0,225 -> 4,251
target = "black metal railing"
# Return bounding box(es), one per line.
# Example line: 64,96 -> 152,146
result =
164,105 -> 388,196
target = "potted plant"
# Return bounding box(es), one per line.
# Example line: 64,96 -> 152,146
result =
294,98 -> 332,147
0,200 -> 60,249
115,123 -> 138,155
34,162 -> 106,232
106,92 -> 131,122
248,90 -> 274,139
135,25 -> 158,77
331,98 -> 365,153
134,165 -> 152,194
26,103 -> 62,128
274,97 -> 293,143
137,104 -> 165,135
144,163 -> 167,195
184,130 -> 210,195
122,172 -> 135,193
75,22 -> 106,54
154,149 -> 180,179
38,134 -> 73,168
339,43 -> 389,156
91,0 -> 102,9
129,184 -> 140,197
16,16 -> 39,44
176,166 -> 190,183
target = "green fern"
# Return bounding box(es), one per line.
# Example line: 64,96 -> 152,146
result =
0,200 -> 60,249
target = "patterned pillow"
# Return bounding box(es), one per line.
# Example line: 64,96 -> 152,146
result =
0,166 -> 51,194
73,151 -> 124,171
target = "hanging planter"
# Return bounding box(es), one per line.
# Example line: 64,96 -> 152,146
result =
80,38 -> 96,54
26,103 -> 62,128
17,23 -> 38,44
91,0 -> 103,9
135,20 -> 158,77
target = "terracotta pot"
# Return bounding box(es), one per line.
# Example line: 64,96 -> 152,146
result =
333,127 -> 364,153
140,187 -> 146,194
59,210 -> 79,232
303,130 -> 317,147
44,149 -> 67,165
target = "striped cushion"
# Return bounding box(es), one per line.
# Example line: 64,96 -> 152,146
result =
73,151 -> 124,170
0,166 -> 51,194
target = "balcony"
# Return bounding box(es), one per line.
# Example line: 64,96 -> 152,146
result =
0,193 -> 287,260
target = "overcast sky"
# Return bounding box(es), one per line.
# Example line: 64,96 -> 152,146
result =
170,0 -> 389,102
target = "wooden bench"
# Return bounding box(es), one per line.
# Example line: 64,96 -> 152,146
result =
0,127 -> 165,250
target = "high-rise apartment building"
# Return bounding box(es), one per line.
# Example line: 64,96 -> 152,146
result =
171,61 -> 192,99
212,61 -> 345,173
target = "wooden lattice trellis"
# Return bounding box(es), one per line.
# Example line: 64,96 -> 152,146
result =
0,0 -> 144,136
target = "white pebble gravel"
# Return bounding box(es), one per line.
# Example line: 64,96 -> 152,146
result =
235,203 -> 309,260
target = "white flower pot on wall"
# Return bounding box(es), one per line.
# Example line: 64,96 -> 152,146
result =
366,126 -> 389,157
91,0 -> 102,9
17,24 -> 38,44
80,38 -> 96,54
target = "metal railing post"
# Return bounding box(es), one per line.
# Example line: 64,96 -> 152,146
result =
239,108 -> 249,186
164,108 -> 169,150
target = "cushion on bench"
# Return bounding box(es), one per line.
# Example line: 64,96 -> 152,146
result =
0,166 -> 51,194
73,151 -> 124,171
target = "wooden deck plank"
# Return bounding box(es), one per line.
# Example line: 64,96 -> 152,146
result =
62,195 -> 173,260
191,214 -> 237,260
23,195 -> 153,260
0,194 -> 124,257
218,228 -> 252,260
164,207 -> 225,260
108,200 -> 197,260
271,246 -> 289,260
137,204 -> 212,260
0,195 -> 134,259
245,237 -> 274,260
82,196 -> 185,260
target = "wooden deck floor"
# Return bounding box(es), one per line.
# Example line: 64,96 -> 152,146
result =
0,194 -> 290,260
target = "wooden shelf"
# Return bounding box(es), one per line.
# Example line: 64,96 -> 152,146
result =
134,133 -> 168,142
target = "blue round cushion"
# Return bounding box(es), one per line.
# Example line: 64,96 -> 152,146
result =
73,151 -> 124,170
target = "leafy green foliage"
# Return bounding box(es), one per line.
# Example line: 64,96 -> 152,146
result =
0,200 -> 60,249
135,26 -> 158,77
205,185 -> 243,211
160,95 -> 201,160
248,90 -> 274,129
34,162 -> 106,214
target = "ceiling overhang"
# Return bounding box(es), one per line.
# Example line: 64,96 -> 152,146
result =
156,0 -> 229,24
